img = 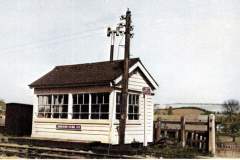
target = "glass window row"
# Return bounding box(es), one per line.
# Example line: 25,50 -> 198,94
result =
37,92 -> 139,120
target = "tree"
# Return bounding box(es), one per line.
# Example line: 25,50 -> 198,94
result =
222,99 -> 240,122
222,122 -> 240,142
167,106 -> 173,115
0,99 -> 6,115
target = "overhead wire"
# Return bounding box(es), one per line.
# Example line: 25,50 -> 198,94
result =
0,26 -> 105,55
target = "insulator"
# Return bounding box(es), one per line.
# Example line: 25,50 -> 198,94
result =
118,23 -> 125,27
130,25 -> 134,31
120,15 -> 126,20
107,27 -> 111,37
130,33 -> 134,38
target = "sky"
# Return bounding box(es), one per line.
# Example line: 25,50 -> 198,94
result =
0,0 -> 239,105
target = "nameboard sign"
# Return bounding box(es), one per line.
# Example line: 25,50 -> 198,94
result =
56,124 -> 81,131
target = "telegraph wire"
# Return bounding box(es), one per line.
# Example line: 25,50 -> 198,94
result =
0,27 -> 105,55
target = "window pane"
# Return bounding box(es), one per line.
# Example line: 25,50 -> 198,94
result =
92,94 -> 96,104
73,94 -> 78,104
73,105 -> 80,113
78,94 -> 83,104
45,112 -> 51,118
136,96 -> 139,104
128,114 -> 133,120
103,93 -> 109,104
48,95 -> 52,104
73,105 -> 80,119
84,94 -> 89,104
61,105 -> 68,118
128,105 -> 133,114
53,105 -> 59,118
45,105 -> 51,112
92,104 -> 100,113
101,104 -> 109,113
100,114 -> 109,119
53,113 -> 59,118
62,105 -> 68,113
91,113 -> 99,119
81,105 -> 89,113
116,114 -> 120,120
81,113 -> 89,119
98,94 -> 103,104
53,95 -> 58,104
38,105 -> 45,113
58,95 -> 63,104
129,95 -> 132,104
134,105 -> 139,113
38,113 -> 44,118
134,114 -> 139,120
91,104 -> 100,119
64,95 -> 68,104
116,104 -> 120,113
38,96 -> 42,105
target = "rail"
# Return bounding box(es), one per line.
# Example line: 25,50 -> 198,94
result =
0,143 -> 143,159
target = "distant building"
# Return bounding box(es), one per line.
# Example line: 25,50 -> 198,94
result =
29,58 -> 158,144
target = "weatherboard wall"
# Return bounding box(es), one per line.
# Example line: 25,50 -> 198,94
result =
31,70 -> 154,144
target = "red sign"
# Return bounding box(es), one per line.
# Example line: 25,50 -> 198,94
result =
56,124 -> 81,131
142,87 -> 151,95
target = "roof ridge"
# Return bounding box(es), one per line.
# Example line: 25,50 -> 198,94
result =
55,58 -> 140,68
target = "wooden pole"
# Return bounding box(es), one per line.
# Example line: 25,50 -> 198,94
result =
119,9 -> 132,146
180,116 -> 186,147
208,114 -> 216,155
199,135 -> 203,150
190,132 -> 194,147
164,130 -> 168,138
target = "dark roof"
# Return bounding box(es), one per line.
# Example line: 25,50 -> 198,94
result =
29,58 -> 140,88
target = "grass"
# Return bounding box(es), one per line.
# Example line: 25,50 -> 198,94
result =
145,144 -> 209,158
217,135 -> 240,143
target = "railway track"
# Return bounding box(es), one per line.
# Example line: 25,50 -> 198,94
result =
0,143 -> 143,159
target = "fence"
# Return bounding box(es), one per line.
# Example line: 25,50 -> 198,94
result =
216,142 -> 240,157
153,114 -> 215,155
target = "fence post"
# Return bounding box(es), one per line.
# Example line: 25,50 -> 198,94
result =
208,114 -> 216,156
180,116 -> 186,147
199,135 -> 203,150
175,130 -> 179,140
190,132 -> 194,146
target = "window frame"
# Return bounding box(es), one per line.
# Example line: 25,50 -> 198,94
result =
72,93 -> 90,119
91,93 -> 110,120
37,94 -> 69,119
128,94 -> 140,120
115,92 -> 140,120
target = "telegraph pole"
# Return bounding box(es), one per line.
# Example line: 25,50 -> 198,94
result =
107,9 -> 133,146
119,9 -> 133,146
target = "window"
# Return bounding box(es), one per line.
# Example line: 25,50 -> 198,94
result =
116,93 -> 121,119
115,93 -> 140,120
91,93 -> 109,119
128,94 -> 139,120
37,94 -> 68,119
72,94 -> 89,119
38,95 -> 52,118
52,94 -> 68,118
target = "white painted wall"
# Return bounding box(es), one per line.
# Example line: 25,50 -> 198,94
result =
31,70 -> 155,145
112,70 -> 154,144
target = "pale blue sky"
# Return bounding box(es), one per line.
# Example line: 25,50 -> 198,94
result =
0,0 -> 239,104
